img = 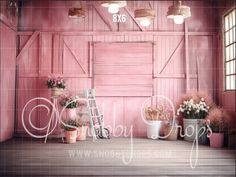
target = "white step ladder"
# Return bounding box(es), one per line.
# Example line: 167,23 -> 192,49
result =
85,89 -> 110,140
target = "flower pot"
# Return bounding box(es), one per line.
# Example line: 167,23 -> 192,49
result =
147,120 -> 162,139
77,126 -> 88,141
183,119 -> 204,141
65,129 -> 77,144
51,87 -> 63,97
164,125 -> 178,141
198,127 -> 209,145
209,133 -> 224,148
65,108 -> 77,119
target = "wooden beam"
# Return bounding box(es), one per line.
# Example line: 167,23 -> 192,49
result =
159,37 -> 184,74
94,6 -> 115,31
16,31 -> 40,64
155,74 -> 185,79
63,40 -> 87,74
0,14 -> 16,31
154,74 -> 197,79
17,31 -> 216,36
124,7 -> 145,31
185,22 -> 190,91
52,34 -> 60,74
89,41 -> 93,78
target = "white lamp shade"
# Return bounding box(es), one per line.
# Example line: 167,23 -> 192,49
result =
140,19 -> 151,27
108,4 -> 119,14
173,15 -> 184,24
101,1 -> 127,8
134,9 -> 155,27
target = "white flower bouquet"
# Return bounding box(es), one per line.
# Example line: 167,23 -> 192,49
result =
177,97 -> 210,119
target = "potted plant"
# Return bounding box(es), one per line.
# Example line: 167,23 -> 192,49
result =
176,91 -> 214,141
76,119 -> 90,141
163,119 -> 179,141
47,75 -> 66,97
206,107 -> 230,148
145,105 -> 171,139
60,94 -> 79,119
61,119 -> 78,144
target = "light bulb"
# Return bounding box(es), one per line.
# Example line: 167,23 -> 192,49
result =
173,15 -> 184,24
140,18 -> 151,27
108,4 -> 119,14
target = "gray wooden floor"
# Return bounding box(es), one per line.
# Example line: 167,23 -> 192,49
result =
0,138 -> 235,177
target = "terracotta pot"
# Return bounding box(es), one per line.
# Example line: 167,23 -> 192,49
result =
65,108 -> 77,119
209,133 -> 224,148
183,119 -> 204,141
51,87 -> 63,97
65,129 -> 77,144
164,125 -> 178,140
147,120 -> 162,139
77,126 -> 88,141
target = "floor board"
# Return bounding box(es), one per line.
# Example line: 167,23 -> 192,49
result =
0,138 -> 235,176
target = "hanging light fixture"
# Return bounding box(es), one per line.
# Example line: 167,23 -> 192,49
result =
134,9 -> 155,27
68,7 -> 85,18
101,1 -> 127,14
167,1 -> 191,24
68,1 -> 85,19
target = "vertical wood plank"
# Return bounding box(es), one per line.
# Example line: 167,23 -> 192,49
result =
185,22 -> 190,91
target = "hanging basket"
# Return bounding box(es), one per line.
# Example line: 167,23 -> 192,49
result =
51,87 -> 64,97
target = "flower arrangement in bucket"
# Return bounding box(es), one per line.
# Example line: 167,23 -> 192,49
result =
176,91 -> 214,141
47,75 -> 66,97
206,107 -> 230,148
59,94 -> 80,119
61,119 -> 78,144
145,104 -> 171,139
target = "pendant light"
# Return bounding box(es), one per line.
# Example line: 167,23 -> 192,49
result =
134,2 -> 155,27
68,2 -> 85,19
167,1 -> 191,24
68,8 -> 85,18
134,9 -> 155,27
101,1 -> 127,14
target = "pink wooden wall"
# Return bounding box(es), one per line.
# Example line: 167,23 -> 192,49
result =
16,0 -> 218,137
0,0 -> 17,142
216,0 -> 236,126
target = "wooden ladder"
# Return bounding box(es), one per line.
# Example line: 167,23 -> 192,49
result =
85,89 -> 110,140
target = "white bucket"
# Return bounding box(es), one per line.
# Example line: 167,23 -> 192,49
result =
147,120 -> 162,139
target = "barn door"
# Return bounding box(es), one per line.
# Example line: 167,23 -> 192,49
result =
17,33 -> 92,135
93,42 -> 153,137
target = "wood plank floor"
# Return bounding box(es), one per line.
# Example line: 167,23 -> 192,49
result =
0,138 -> 235,177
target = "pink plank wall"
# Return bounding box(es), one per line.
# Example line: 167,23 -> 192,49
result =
0,0 -> 17,142
0,0 -> 17,28
16,0 -> 217,137
0,22 -> 16,142
216,0 -> 236,125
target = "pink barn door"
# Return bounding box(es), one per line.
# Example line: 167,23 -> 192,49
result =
93,42 -> 153,137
